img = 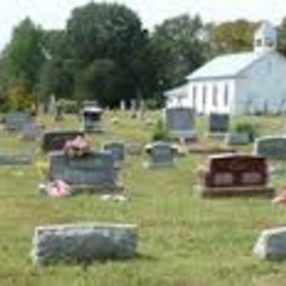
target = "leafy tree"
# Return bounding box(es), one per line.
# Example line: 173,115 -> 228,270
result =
4,18 -> 45,89
66,2 -> 147,106
210,20 -> 256,56
150,14 -> 207,90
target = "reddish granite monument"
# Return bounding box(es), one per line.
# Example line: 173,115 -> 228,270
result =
198,153 -> 275,197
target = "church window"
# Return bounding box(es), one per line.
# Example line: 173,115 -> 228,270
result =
224,84 -> 229,107
202,85 -> 207,110
213,85 -> 218,107
192,85 -> 197,107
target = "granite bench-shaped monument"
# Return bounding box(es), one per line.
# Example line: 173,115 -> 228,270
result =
31,222 -> 137,266
41,130 -> 85,153
47,151 -> 122,194
197,153 -> 275,197
253,135 -> 286,160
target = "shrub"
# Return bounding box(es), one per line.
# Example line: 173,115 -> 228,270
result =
233,122 -> 257,141
151,119 -> 168,142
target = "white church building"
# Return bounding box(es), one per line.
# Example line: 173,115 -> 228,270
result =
165,21 -> 286,115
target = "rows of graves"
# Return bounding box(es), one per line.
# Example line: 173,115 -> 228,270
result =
2,106 -> 286,265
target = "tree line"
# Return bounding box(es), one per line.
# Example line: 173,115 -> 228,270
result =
1,2 -> 286,111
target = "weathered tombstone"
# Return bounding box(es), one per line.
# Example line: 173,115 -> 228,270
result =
165,107 -> 196,140
253,227 -> 286,261
21,124 -> 43,141
208,113 -> 229,135
145,141 -> 177,168
0,153 -> 33,166
41,130 -> 85,153
253,136 -> 286,160
103,142 -> 125,165
225,132 -> 252,146
120,100 -> 127,112
48,151 -> 120,193
48,95 -> 56,115
81,106 -> 103,132
3,112 -> 33,132
31,222 -> 137,265
54,101 -> 64,121
197,153 -> 275,197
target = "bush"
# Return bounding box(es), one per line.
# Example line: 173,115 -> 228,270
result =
233,122 -> 257,141
151,119 -> 168,142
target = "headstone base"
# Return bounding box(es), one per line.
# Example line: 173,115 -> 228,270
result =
198,185 -> 275,198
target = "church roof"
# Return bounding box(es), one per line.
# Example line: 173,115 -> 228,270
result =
187,51 -> 265,81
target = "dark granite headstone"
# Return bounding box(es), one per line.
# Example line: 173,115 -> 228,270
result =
82,107 -> 103,132
165,107 -> 196,139
41,130 -> 85,153
208,113 -> 230,134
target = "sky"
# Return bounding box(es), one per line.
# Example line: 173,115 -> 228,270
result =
1,0 -> 286,51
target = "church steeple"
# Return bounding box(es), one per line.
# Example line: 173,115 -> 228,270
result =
254,21 -> 277,53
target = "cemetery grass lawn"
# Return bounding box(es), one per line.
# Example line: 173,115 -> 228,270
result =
1,111 -> 286,285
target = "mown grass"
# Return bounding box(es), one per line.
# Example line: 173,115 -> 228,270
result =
0,111 -> 286,286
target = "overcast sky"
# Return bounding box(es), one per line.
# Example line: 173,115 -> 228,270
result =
1,0 -> 286,51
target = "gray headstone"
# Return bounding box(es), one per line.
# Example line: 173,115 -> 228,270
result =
31,222 -> 137,265
41,130 -> 85,153
4,112 -> 33,132
165,107 -> 196,139
103,142 -> 125,163
225,132 -> 251,146
48,151 -> 117,191
253,136 -> 286,159
208,113 -> 230,134
21,124 -> 42,141
145,142 -> 177,168
253,227 -> 286,261
82,107 -> 103,132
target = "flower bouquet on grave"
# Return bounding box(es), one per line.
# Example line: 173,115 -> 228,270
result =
64,136 -> 92,158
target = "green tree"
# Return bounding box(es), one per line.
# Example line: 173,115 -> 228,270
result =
66,2 -> 147,106
150,14 -> 207,90
4,18 -> 45,90
210,20 -> 256,56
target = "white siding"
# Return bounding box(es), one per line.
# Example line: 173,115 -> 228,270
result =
235,52 -> 286,114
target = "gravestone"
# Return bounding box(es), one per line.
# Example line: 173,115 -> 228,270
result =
81,106 -> 103,132
198,153 -> 275,197
103,142 -> 125,164
21,124 -> 43,141
48,151 -> 120,193
165,107 -> 196,140
4,112 -> 33,132
31,222 -> 137,265
208,113 -> 230,135
253,227 -> 286,261
0,153 -> 33,165
225,132 -> 251,146
145,141 -> 177,168
253,136 -> 286,159
41,130 -> 85,153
